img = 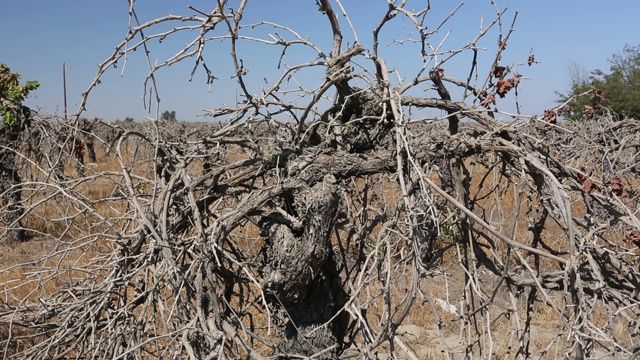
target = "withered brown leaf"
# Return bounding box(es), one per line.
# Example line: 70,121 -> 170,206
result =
543,109 -> 557,124
576,171 -> 599,194
624,229 -> 640,248
592,86 -> 605,100
582,177 -> 599,194
496,75 -> 521,98
557,106 -> 572,116
604,177 -> 624,196
481,93 -> 496,109
584,105 -> 594,117
493,66 -> 506,78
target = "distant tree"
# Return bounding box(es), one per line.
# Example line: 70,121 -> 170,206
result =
114,117 -> 134,124
558,44 -> 640,120
567,60 -> 590,86
161,110 -> 176,122
0,64 -> 39,243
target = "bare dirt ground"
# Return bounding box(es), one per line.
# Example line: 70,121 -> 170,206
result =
0,237 -> 55,269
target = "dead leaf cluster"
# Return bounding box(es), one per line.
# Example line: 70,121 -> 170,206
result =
496,74 -> 522,98
543,106 -> 573,124
493,66 -> 507,78
604,177 -> 624,196
624,229 -> 640,248
543,109 -> 557,124
576,170 -> 624,197
480,93 -> 496,109
592,86 -> 605,100
584,104 -> 602,117
527,54 -> 535,66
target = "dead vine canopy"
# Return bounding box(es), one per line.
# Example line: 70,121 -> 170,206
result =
2,1 -> 640,359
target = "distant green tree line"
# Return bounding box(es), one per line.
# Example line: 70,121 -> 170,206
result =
557,44 -> 640,120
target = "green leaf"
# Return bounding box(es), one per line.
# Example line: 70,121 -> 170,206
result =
0,63 -> 38,125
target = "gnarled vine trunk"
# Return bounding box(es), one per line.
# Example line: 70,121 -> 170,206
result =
261,175 -> 347,357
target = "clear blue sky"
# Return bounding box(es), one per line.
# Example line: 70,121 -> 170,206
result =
2,0 -> 638,122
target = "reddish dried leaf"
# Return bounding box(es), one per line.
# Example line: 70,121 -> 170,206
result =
493,66 -> 506,78
543,109 -> 557,124
496,79 -> 510,97
582,177 -> 599,194
481,93 -> 496,109
584,105 -> 594,117
527,54 -> 535,66
604,177 -> 624,196
556,106 -> 572,116
576,170 -> 598,194
592,86 -> 605,100
496,75 -> 521,98
624,229 -> 640,248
